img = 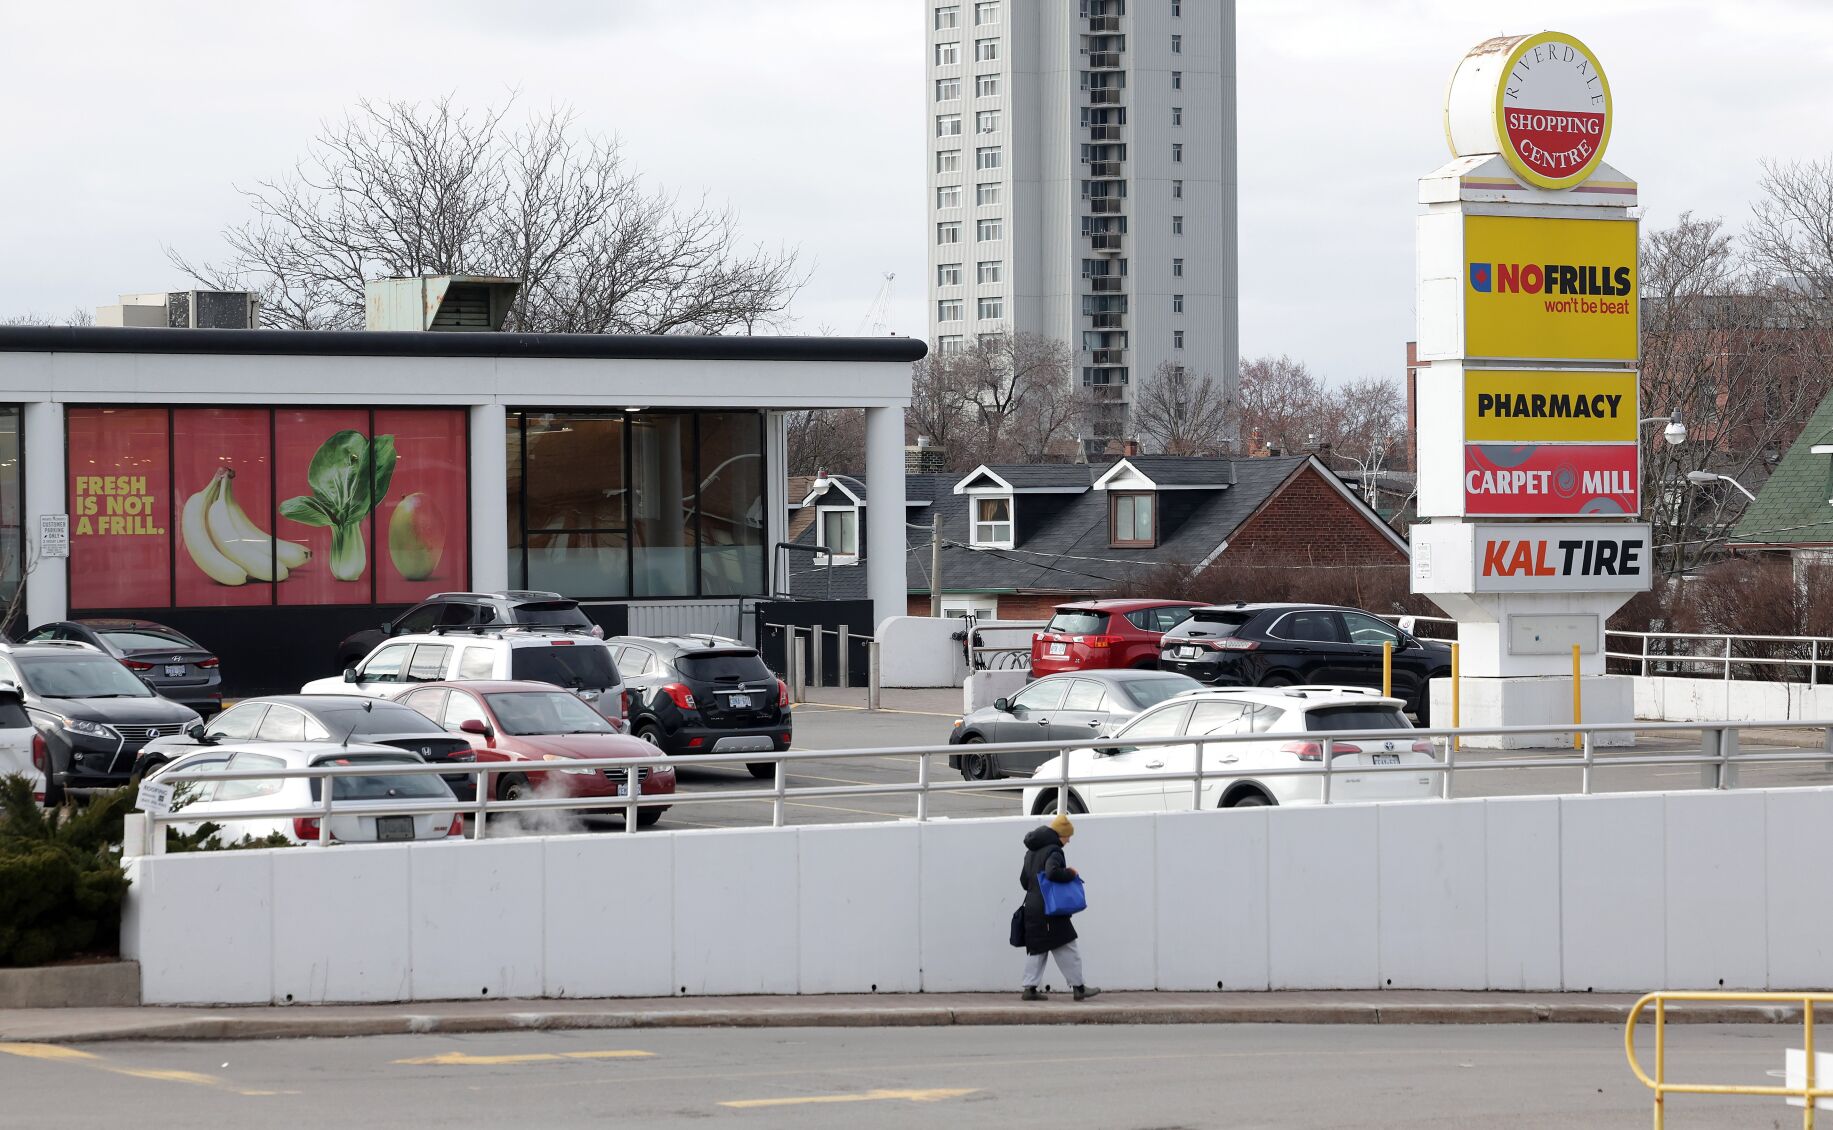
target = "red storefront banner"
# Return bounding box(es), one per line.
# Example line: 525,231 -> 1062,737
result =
1464,443 -> 1638,517
67,408 -> 172,609
373,410 -> 468,605
273,409 -> 375,607
173,408 -> 273,608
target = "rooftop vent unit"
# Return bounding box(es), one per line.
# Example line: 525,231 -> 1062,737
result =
364,275 -> 522,332
96,290 -> 261,329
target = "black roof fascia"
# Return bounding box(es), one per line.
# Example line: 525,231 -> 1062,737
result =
0,326 -> 929,364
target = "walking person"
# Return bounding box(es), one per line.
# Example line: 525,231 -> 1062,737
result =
1018,813 -> 1099,1001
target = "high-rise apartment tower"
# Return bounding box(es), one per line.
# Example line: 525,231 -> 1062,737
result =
926,0 -> 1238,444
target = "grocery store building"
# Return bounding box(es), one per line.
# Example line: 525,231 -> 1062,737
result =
0,296 -> 919,692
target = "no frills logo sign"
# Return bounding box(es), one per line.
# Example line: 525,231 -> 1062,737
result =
1445,31 -> 1613,191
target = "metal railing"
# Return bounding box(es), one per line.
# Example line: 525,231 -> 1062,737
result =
1626,991 -> 1833,1127
128,717 -> 1833,854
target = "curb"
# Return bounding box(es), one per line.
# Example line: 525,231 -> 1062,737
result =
0,1000 -> 1802,1045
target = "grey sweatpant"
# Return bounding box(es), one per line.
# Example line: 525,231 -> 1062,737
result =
1021,940 -> 1084,989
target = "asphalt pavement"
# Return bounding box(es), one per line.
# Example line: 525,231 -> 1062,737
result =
0,1022 -> 1795,1128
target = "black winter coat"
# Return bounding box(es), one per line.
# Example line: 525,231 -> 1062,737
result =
1019,825 -> 1078,954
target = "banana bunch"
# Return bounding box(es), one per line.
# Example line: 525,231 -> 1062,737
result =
182,468 -> 310,586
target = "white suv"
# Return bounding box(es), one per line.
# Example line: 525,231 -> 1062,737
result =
302,629 -> 626,727
1021,685 -> 1439,816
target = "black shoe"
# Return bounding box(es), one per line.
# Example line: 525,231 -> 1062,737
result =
1073,985 -> 1101,1001
1021,987 -> 1043,1001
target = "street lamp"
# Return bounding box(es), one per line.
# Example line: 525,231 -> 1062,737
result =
1639,409 -> 1687,446
1685,469 -> 1757,501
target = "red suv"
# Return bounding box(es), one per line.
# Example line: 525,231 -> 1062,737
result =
1029,599 -> 1204,675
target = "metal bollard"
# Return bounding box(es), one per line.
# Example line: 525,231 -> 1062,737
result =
867,639 -> 882,711
788,632 -> 806,703
838,625 -> 851,690
811,624 -> 825,689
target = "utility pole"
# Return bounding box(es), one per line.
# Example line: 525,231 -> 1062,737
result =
929,511 -> 943,617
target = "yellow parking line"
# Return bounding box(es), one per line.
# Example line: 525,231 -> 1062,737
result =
393,1050 -> 653,1066
0,1042 -> 288,1096
721,1087 -> 979,1109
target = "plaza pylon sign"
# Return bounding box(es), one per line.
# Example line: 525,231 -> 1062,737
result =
1409,32 -> 1649,744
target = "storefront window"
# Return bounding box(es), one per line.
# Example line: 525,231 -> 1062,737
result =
507,410 -> 766,600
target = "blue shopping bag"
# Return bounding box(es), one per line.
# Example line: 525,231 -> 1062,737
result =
1036,870 -> 1087,917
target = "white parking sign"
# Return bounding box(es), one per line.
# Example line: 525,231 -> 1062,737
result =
136,779 -> 174,816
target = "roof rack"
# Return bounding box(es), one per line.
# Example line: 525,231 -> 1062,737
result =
426,623 -> 598,638
1279,685 -> 1389,699
4,639 -> 102,653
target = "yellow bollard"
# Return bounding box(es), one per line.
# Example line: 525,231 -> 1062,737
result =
1382,640 -> 1393,697
1450,642 -> 1461,751
1572,642 -> 1583,751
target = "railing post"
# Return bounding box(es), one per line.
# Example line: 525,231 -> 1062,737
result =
838,625 -> 851,690
1581,732 -> 1594,795
811,624 -> 825,689
1192,739 -> 1205,811
1641,633 -> 1651,678
1055,746 -> 1072,815
772,756 -> 787,828
474,765 -> 491,840
1724,635 -> 1733,681
1440,734 -> 1455,800
624,761 -> 640,833
916,748 -> 930,822
1321,738 -> 1334,805
867,639 -> 882,711
317,776 -> 333,846
1719,726 -> 1739,791
1814,640 -> 1820,689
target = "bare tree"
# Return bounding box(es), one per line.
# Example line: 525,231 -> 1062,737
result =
906,354 -> 976,468
2,309 -> 92,327
785,410 -> 864,477
1237,354 -> 1328,455
951,331 -> 1074,464
1327,376 -> 1406,484
1008,372 -> 1094,463
170,96 -> 803,334
1131,361 -> 1234,455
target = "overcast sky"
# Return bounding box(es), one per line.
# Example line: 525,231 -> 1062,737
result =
7,0 -> 1833,384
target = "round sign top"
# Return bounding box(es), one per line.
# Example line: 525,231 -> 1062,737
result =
1444,31 -> 1613,191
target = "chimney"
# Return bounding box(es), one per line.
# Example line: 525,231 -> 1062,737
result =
906,436 -> 946,474
364,275 -> 521,331
1122,438 -> 1140,458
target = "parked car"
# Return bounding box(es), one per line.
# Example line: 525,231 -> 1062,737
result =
608,635 -> 791,778
0,681 -> 46,804
135,694 -> 481,798
1028,599 -> 1205,676
1157,603 -> 1453,723
335,590 -> 600,670
396,680 -> 676,826
304,629 -> 626,729
18,619 -> 223,716
147,743 -> 465,845
946,669 -> 1201,780
1021,685 -> 1440,815
0,641 -> 201,804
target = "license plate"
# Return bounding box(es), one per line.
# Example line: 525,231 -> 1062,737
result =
728,694 -> 752,709
374,815 -> 416,842
1372,753 -> 1401,765
164,664 -> 187,678
1048,643 -> 1067,656
1177,647 -> 1200,659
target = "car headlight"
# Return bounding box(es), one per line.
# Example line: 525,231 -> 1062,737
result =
62,717 -> 119,740
541,753 -> 595,775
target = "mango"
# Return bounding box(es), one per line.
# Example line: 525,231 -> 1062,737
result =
388,492 -> 445,581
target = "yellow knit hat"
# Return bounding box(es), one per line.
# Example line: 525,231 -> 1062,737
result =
1049,813 -> 1075,839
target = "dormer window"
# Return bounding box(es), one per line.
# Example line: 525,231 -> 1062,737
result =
817,506 -> 859,563
972,496 -> 1013,547
1110,491 -> 1156,548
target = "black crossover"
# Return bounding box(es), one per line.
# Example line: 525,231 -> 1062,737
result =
608,636 -> 791,777
1157,603 -> 1453,722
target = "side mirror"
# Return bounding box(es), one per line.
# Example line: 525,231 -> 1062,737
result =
185,722 -> 207,741
993,697 -> 1011,713
459,718 -> 494,740
343,667 -> 360,683
380,620 -> 394,634
140,676 -> 160,693
0,680 -> 19,702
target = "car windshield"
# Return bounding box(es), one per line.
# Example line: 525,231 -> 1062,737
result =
485,691 -> 615,736
1044,610 -> 1108,635
307,755 -> 453,801
677,652 -> 773,683
1182,610 -> 1253,637
96,628 -> 200,652
1304,706 -> 1410,732
317,704 -> 450,739
512,601 -> 593,628
17,655 -> 153,698
510,644 -> 617,689
1120,677 -> 1197,710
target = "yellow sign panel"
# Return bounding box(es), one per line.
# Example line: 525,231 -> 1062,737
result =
1464,214 -> 1637,362
1464,370 -> 1639,442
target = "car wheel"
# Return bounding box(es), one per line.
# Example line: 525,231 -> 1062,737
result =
1032,790 -> 1087,816
747,762 -> 775,779
635,807 -> 664,828
1258,673 -> 1294,689
134,756 -> 167,782
958,738 -> 997,781
635,723 -> 666,750
1227,792 -> 1271,808
41,771 -> 65,808
1130,659 -> 1158,670
497,774 -> 531,802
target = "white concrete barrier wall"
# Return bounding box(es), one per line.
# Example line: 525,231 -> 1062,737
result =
123,787 -> 1833,1005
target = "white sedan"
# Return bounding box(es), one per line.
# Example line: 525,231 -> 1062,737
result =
0,681 -> 44,803
1022,686 -> 1440,815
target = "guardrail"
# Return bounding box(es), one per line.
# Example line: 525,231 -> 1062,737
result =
1397,613 -> 1833,684
1626,991 -> 1832,1127
129,716 -> 1833,854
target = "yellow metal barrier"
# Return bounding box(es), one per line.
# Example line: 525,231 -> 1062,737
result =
1450,642 -> 1461,752
1382,640 -> 1393,697
1626,991 -> 1833,1128
1572,643 -> 1583,751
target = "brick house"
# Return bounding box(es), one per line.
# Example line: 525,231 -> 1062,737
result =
788,455 -> 1408,618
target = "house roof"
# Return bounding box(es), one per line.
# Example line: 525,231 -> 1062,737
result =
1729,388 -> 1833,547
953,464 -> 1096,493
785,455 -> 1398,599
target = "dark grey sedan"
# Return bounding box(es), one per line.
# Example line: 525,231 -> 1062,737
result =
945,669 -> 1200,781
20,619 -> 222,716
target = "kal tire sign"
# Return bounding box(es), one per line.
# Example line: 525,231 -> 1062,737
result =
1409,523 -> 1652,595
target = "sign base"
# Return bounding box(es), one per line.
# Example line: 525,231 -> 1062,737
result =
1430,673 -> 1635,750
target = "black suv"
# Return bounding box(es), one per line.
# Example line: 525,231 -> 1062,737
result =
1157,603 -> 1453,722
337,590 -> 597,669
609,636 -> 790,778
0,642 -> 202,803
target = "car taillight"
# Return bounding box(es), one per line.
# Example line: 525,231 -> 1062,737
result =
662,683 -> 697,710
590,625 -> 605,639
30,733 -> 46,772
196,658 -> 220,669
447,813 -> 465,837
293,817 -> 323,840
776,679 -> 790,707
1214,638 -> 1259,651
1280,741 -> 1362,762
1411,740 -> 1436,754
1084,635 -> 1121,649
121,659 -> 154,671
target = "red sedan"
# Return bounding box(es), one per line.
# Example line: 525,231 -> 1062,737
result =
397,680 -> 675,827
1029,599 -> 1205,676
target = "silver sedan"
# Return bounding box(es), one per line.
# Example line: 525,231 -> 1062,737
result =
945,669 -> 1201,780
